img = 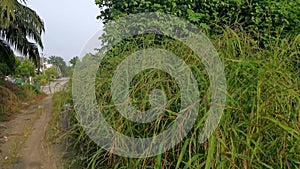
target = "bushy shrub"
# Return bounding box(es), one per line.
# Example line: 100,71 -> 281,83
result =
35,74 -> 48,86
96,0 -> 300,47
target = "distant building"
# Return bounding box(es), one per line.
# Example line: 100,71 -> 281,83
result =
44,63 -> 53,69
38,57 -> 53,73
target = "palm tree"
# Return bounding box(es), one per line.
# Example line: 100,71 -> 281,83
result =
69,56 -> 79,67
48,56 -> 67,75
0,0 -> 44,75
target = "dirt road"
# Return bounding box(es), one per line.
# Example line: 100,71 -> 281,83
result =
41,78 -> 69,95
0,78 -> 69,169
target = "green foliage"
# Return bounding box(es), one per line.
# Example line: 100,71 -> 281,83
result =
45,67 -> 59,79
65,56 -> 80,77
15,58 -> 36,77
0,63 -> 10,78
60,1 -> 300,168
22,84 -> 41,94
0,0 -> 44,68
48,56 -> 67,76
0,39 -> 15,76
69,56 -> 79,67
96,0 -> 300,46
236,0 -> 300,46
60,30 -> 299,168
35,67 -> 58,87
96,0 -> 196,23
35,74 -> 47,86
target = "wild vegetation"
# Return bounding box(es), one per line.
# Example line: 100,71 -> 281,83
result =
0,0 -> 44,76
53,28 -> 299,168
96,0 -> 300,47
47,56 -> 69,76
0,0 -> 46,120
0,56 -> 58,121
0,80 -> 45,121
0,0 -> 297,168
53,0 -> 300,167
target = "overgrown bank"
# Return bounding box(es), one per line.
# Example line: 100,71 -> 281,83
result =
0,81 -> 44,121
52,29 -> 299,168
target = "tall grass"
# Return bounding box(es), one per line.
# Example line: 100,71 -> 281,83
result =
57,29 -> 299,168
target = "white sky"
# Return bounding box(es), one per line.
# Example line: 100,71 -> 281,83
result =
27,0 -> 103,63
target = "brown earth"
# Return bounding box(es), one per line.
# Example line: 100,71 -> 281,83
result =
0,95 -> 62,169
0,79 -> 68,169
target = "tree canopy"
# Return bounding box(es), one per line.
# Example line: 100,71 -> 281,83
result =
96,0 -> 300,46
15,58 -> 35,77
69,56 -> 79,67
48,56 -> 67,76
0,0 -> 44,76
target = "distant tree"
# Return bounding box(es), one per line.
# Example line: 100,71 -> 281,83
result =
69,56 -> 79,67
45,67 -> 58,79
48,56 -> 65,66
48,56 -> 67,76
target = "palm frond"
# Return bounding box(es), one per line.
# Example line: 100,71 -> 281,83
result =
0,0 -> 44,67
0,39 -> 16,73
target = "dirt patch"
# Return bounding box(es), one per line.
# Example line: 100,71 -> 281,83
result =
0,95 -> 63,169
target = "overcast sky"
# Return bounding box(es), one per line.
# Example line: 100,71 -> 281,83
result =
27,0 -> 103,63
